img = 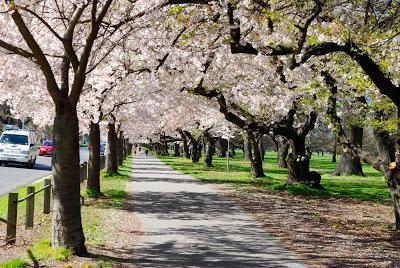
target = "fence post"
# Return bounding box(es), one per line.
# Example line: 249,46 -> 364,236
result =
6,193 -> 18,245
25,186 -> 35,229
80,163 -> 84,183
43,179 -> 51,214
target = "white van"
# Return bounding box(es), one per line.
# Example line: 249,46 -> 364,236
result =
0,130 -> 38,168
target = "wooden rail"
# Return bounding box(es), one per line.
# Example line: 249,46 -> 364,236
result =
5,179 -> 52,245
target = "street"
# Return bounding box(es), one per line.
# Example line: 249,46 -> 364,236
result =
0,148 -> 89,197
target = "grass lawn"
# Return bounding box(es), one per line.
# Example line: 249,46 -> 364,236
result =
159,151 -> 390,205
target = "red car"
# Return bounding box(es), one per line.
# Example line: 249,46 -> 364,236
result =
39,140 -> 54,156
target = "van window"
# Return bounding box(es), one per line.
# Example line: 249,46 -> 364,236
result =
0,134 -> 29,145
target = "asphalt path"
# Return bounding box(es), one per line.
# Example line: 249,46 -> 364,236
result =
131,154 -> 306,267
0,147 -> 89,197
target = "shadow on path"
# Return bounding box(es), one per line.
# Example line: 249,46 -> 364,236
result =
109,154 -> 307,268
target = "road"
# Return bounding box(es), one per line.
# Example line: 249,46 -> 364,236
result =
0,148 -> 89,197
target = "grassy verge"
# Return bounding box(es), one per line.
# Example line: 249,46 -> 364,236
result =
159,151 -> 390,204
0,179 -> 48,222
0,156 -> 133,267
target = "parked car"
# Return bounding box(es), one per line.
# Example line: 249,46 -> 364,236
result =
39,140 -> 54,156
0,129 -> 38,168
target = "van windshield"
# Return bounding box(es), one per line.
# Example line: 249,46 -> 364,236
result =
0,134 -> 28,145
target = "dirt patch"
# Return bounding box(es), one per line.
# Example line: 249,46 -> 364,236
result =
217,185 -> 400,268
0,213 -> 51,261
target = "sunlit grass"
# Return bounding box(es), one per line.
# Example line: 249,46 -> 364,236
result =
160,151 -> 390,204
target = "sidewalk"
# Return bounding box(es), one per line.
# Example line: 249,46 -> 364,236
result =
130,154 -> 307,268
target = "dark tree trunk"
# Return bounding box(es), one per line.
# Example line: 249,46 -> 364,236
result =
51,101 -> 86,255
248,131 -> 265,177
243,135 -> 252,161
287,138 -> 310,184
217,138 -> 228,157
87,122 -> 100,195
178,130 -> 190,159
107,123 -> 118,174
191,141 -> 201,163
230,144 -> 235,157
184,131 -> 201,163
162,141 -> 169,156
173,143 -> 180,157
374,129 -> 395,165
332,136 -> 337,163
333,126 -> 364,176
118,131 -> 124,166
204,131 -> 216,167
258,136 -> 265,161
278,140 -> 289,168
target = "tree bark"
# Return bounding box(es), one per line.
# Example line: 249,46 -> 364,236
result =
184,131 -> 201,163
333,126 -> 364,176
248,131 -> 265,177
217,138 -> 228,157
243,135 -> 252,161
287,138 -> 310,184
106,123 -> 118,174
374,129 -> 395,165
258,136 -> 265,161
173,143 -> 181,157
51,101 -> 86,255
178,130 -> 190,159
118,131 -> 124,166
204,131 -> 216,167
230,144 -> 236,157
278,140 -> 289,168
332,136 -> 337,163
87,122 -> 100,195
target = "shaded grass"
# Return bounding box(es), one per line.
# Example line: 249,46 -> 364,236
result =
160,151 -> 390,204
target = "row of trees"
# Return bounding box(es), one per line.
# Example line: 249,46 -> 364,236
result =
0,0 -> 399,255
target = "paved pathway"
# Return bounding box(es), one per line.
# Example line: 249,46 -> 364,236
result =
131,154 -> 307,268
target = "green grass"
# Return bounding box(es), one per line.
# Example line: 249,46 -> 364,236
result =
159,151 -> 390,204
27,240 -> 72,261
82,156 -> 133,247
0,180 -> 47,221
0,258 -> 29,268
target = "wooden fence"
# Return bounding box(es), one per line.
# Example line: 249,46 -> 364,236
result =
0,155 -> 106,245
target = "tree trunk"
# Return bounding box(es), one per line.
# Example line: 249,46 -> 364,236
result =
230,144 -> 235,157
51,101 -> 86,255
248,131 -> 265,177
287,138 -> 310,184
87,122 -> 100,195
118,131 -> 124,166
106,123 -> 118,174
374,129 -> 395,165
243,135 -> 252,161
204,132 -> 216,167
332,136 -> 337,163
278,141 -> 289,168
178,130 -> 190,159
258,136 -> 265,161
173,143 -> 180,157
191,140 -> 201,163
334,126 -> 364,176
217,138 -> 228,157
